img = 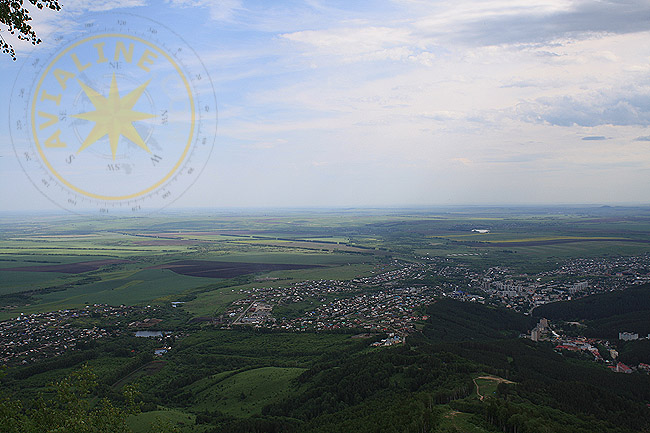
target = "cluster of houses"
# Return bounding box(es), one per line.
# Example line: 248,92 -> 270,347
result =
371,333 -> 404,347
283,286 -> 435,333
524,319 -> 650,375
223,262 -> 439,334
4,254 -> 649,367
0,304 -> 152,365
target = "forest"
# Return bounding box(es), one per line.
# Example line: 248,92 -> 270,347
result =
3,299 -> 650,433
2,209 -> 650,431
534,283 -> 650,341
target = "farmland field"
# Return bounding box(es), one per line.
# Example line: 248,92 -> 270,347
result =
3,269 -> 217,317
0,258 -> 131,273
2,207 -> 650,318
2,207 -> 650,432
151,260 -> 322,278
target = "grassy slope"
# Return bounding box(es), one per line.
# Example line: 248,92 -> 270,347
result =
127,409 -> 198,433
191,367 -> 306,416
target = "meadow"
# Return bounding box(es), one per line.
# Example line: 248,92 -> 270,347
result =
190,366 -> 307,416
2,207 -> 650,319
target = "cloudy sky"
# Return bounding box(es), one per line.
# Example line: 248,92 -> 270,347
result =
1,0 -> 649,211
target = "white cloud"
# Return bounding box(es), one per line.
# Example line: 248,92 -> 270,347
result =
451,157 -> 473,166
411,0 -> 571,33
63,0 -> 148,12
517,88 -> 650,127
4,0 -> 650,208
411,0 -> 650,46
279,25 -> 439,65
167,0 -> 243,21
281,26 -> 411,54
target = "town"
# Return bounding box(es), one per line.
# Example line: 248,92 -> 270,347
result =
1,253 -> 649,368
0,304 -> 170,366
526,317 -> 650,374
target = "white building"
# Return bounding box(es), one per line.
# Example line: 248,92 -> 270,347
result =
619,332 -> 639,341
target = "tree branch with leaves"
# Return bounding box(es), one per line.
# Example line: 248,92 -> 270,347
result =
0,364 -> 142,433
0,0 -> 61,60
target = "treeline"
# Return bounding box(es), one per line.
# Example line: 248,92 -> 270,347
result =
1,365 -> 140,433
618,339 -> 650,365
534,282 -> 650,316
258,300 -> 650,432
3,335 -> 157,393
0,276 -> 102,306
11,350 -> 99,380
4,298 -> 650,432
423,298 -> 535,341
136,329 -> 370,406
451,396 -> 633,433
206,344 -> 478,432
421,299 -> 650,432
148,300 -> 650,432
263,346 -> 474,420
102,353 -> 153,386
533,283 -> 650,338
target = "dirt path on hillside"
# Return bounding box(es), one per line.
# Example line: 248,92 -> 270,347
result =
474,376 -> 515,401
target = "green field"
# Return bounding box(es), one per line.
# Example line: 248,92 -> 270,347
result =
436,409 -> 492,433
0,213 -> 389,319
474,376 -> 505,400
0,271 -> 69,295
502,241 -> 650,258
0,269 -> 216,319
2,208 -> 650,317
127,409 -> 197,433
191,367 -> 306,416
172,329 -> 361,364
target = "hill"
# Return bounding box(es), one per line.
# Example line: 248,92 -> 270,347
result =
533,283 -> 650,338
423,299 -> 535,341
3,299 -> 650,433
254,300 -> 650,433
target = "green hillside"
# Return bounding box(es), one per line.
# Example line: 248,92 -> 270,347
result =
534,283 -> 650,320
3,299 -> 650,433
534,283 -> 650,338
423,299 -> 536,341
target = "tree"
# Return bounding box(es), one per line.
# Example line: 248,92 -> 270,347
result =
0,0 -> 61,60
0,364 -> 141,433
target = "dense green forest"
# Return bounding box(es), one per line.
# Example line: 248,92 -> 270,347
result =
534,283 -> 650,338
423,299 -> 536,341
3,299 -> 650,432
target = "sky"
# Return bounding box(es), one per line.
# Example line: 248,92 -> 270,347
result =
1,0 -> 650,212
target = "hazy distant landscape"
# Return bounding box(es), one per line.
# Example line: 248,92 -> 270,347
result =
2,207 -> 650,318
1,207 -> 650,432
3,0 -> 650,431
